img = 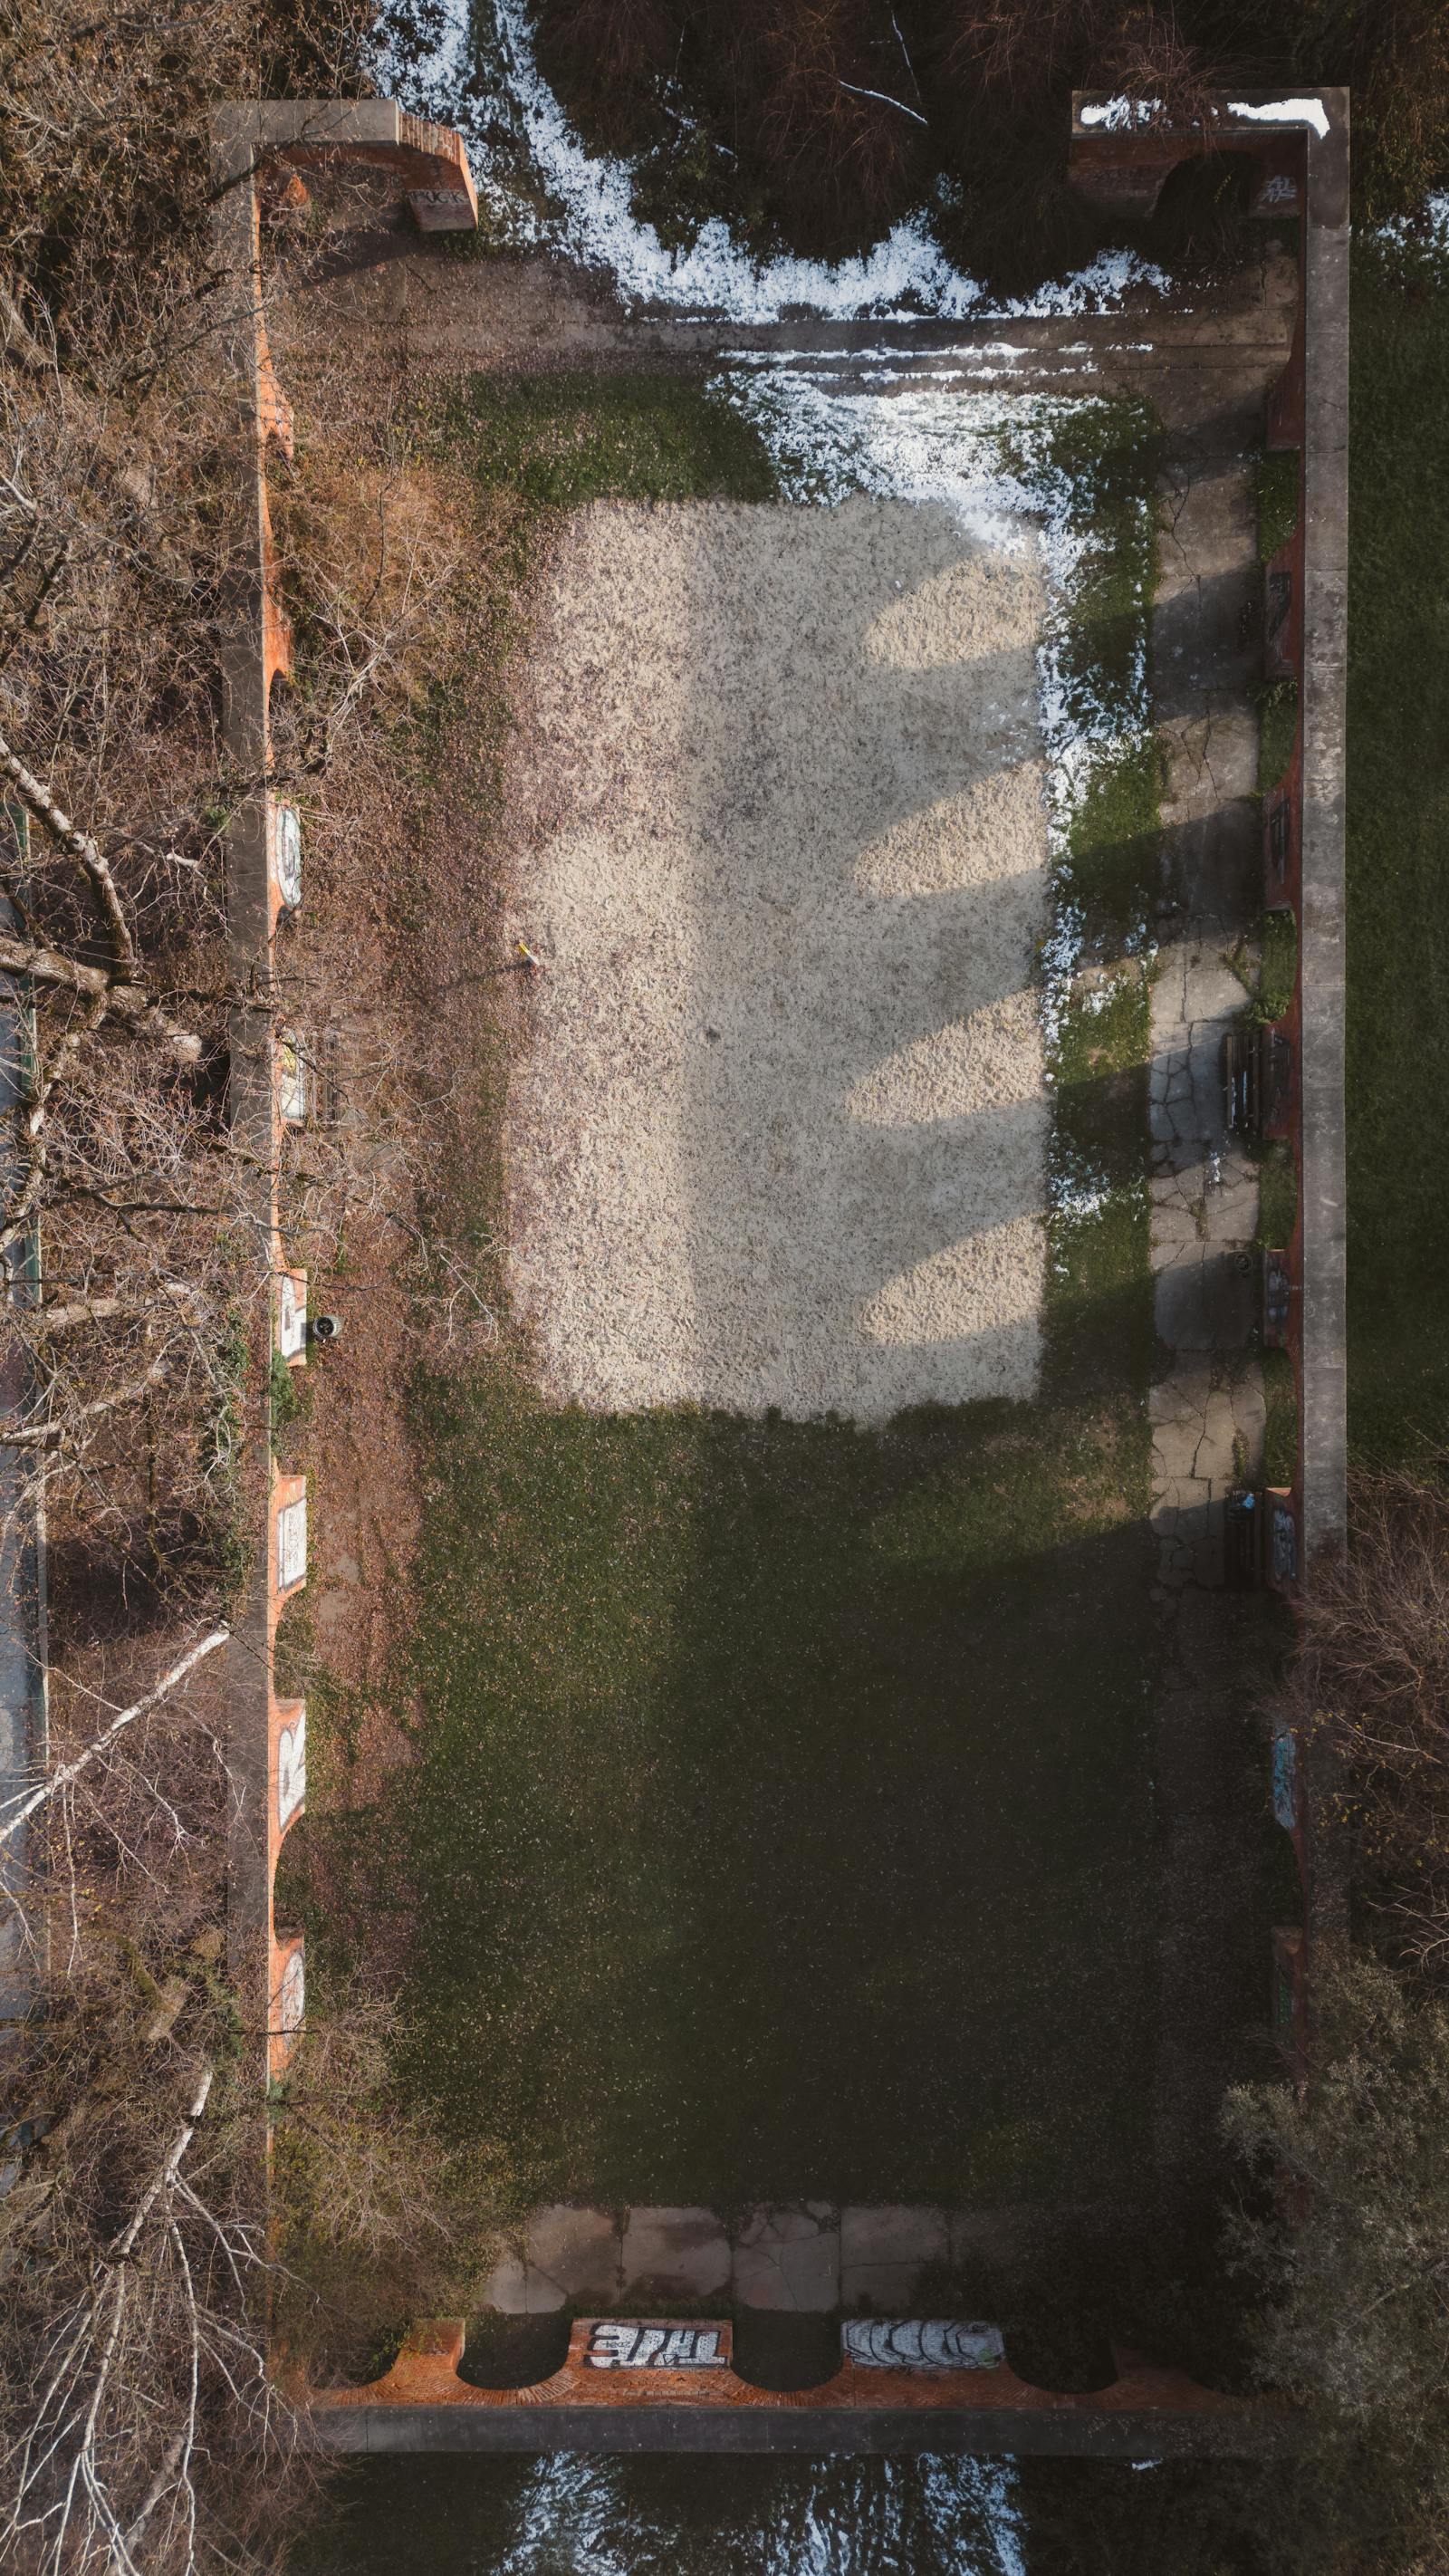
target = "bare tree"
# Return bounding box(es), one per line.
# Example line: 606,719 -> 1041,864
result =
1276,1465 -> 1449,1975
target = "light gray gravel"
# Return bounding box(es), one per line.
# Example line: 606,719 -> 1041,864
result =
503,496 -> 1051,1420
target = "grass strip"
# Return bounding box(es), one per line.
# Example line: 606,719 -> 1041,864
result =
1256,449 -> 1300,563
1346,255 -> 1449,1464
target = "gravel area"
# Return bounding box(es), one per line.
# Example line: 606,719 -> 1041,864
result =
504,495 -> 1051,1420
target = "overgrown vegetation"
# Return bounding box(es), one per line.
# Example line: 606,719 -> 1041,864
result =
522,0 -> 1449,277
1257,677 -> 1299,793
1256,448 -> 1300,566
0,7 -> 514,2565
1022,396 -> 1163,1408
1256,1139 -> 1297,1254
1183,257 -> 1449,2576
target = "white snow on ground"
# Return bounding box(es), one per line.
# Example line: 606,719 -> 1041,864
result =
1080,98 -> 1164,130
1374,191 -> 1449,267
1226,97 -> 1331,138
382,0 -> 1171,321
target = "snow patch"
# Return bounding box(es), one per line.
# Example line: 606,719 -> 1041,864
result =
1226,97 -> 1331,139
1374,191 -> 1449,261
1080,98 -> 1164,131
381,0 -> 1171,322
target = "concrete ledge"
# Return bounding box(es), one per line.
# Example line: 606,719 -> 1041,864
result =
213,99 -> 477,230
312,2400 -> 1279,2457
308,2317 -> 1272,2457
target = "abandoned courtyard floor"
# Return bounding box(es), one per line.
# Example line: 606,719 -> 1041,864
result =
273,227 -> 1304,2348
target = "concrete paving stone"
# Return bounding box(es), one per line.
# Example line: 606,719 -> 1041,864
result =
1200,1182 -> 1257,1246
1150,1201 -> 1204,1255
947,2206 -> 1029,2278
1192,1388 -> 1242,1484
619,2206 -> 731,2300
525,2205 -> 619,2307
840,2206 -> 950,2311
1156,1251 -> 1254,1352
1154,1257 -> 1214,1351
481,2249 -> 531,2315
1149,1368 -> 1213,1427
733,2206 -> 840,2312
1152,1443 -> 1208,1501
1231,1370 -> 1267,1460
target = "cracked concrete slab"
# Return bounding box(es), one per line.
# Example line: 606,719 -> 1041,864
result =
840,2205 -> 950,2309
733,2205 -> 840,2312
619,2206 -> 731,2300
525,2206 -> 620,2307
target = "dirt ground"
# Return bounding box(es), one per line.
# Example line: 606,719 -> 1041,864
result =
504,495 -> 1051,1421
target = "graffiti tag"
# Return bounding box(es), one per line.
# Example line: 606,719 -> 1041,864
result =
585,2323 -> 727,2370
277,1710 -> 306,1832
844,2320 -> 1005,2371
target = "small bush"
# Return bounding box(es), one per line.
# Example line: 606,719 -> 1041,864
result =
1254,907 -> 1299,1025
1224,1953 -> 1449,2561
1257,449 -> 1301,564
1258,678 -> 1300,793
1256,1139 -> 1297,1252
1261,1345 -> 1298,1485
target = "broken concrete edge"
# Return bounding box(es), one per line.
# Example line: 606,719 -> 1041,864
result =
212,97 -> 479,231
302,2317 -> 1280,2453
1070,94 -> 1352,2004
208,101 -> 476,2093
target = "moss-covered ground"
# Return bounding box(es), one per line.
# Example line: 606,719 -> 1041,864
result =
322,377 -> 1165,2208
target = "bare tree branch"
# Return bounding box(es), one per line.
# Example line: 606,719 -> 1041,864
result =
0,1625 -> 229,1847
0,723 -> 139,972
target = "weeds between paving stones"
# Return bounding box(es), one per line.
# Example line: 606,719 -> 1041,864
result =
1255,447 -> 1300,566
299,373 -> 1171,2209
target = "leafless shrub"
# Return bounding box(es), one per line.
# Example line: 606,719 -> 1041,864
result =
268,1990 -> 513,2385
1101,4 -> 1219,127
755,0 -> 925,236
1276,1466 -> 1449,1973
539,0 -> 678,110
941,0 -> 1110,107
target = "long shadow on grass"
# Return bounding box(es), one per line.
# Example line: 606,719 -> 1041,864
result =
394,1378 -> 1159,2212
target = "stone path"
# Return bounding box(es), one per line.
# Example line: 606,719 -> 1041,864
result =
1147,393 -> 1284,2193
483,2200 -> 1106,2316
1149,418 -> 1268,1588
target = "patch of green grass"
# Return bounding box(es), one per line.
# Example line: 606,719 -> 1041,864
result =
1064,739 -> 1166,954
1256,1141 -> 1297,1253
1253,908 -> 1298,1025
1256,449 -> 1300,563
1347,255 -> 1449,1463
397,1377 -> 1156,2206
1020,398 -> 1163,1408
1257,678 -> 1299,793
1049,963 -> 1155,1406
1262,1347 -> 1299,1489
439,371 -> 779,512
269,1348 -> 306,1445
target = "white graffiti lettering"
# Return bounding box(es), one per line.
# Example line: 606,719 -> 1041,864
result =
844,2320 -> 1005,2371
584,2322 -> 726,2370
277,1710 -> 306,1831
